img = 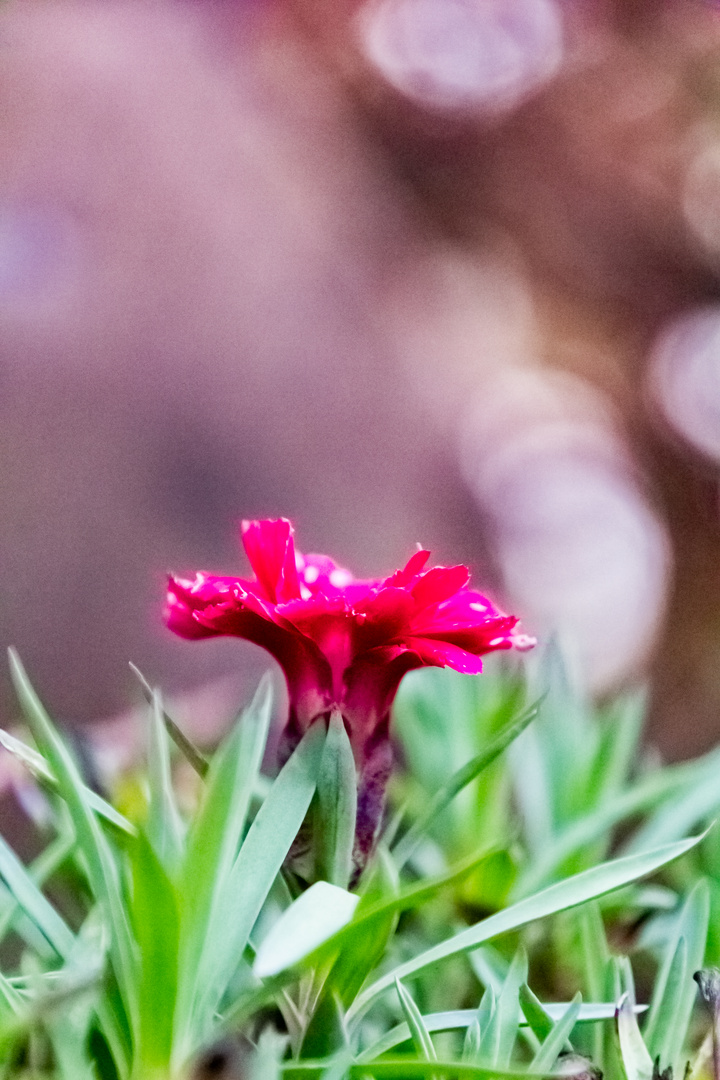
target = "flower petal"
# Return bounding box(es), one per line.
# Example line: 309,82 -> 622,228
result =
382,547 -> 431,588
411,564 -> 470,609
406,636 -> 489,673
241,518 -> 301,603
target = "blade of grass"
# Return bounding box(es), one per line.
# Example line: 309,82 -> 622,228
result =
347,831 -> 705,1023
188,721 -> 326,1048
392,699 -> 541,871
129,663 -> 209,779
0,728 -> 135,837
0,832 -> 75,959
395,979 -> 437,1062
8,650 -> 139,1042
623,747 -> 720,854
131,831 -> 180,1074
617,989 -> 653,1080
519,985 -> 554,1043
513,764 -> 706,898
174,675 -> 273,1050
146,689 -> 184,869
477,948 -> 526,1067
357,1003 -> 635,1062
530,994 -> 581,1073
316,711 -> 357,889
644,879 -> 709,1074
283,1062 -> 568,1080
0,831 -> 74,948
576,902 -> 609,1066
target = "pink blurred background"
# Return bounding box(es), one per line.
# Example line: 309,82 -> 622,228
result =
1,0 -> 720,757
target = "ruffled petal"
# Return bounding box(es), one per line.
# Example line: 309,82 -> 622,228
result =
241,518 -> 301,603
165,576 -> 218,639
406,636 -> 489,673
382,547 -> 430,589
354,586 -> 415,648
411,564 -> 470,609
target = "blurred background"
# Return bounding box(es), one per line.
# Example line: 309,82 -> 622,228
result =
1,0 -> 720,760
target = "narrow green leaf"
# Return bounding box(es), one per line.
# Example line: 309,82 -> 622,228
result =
319,1048 -> 354,1080
463,1016 -> 483,1063
129,663 -> 209,779
576,902 -> 609,1066
283,1061 -> 559,1080
191,721 -> 326,1042
617,990 -> 653,1080
0,727 -> 135,837
316,710 -> 357,889
348,832 -> 704,1023
0,831 -> 74,948
174,675 -> 272,1044
254,882 -> 359,978
0,832 -> 75,959
395,979 -> 437,1062
131,830 -> 180,1072
392,698 -> 541,870
357,1002 -> 628,1062
644,878 -> 709,1073
477,948 -> 526,1067
8,650 -> 139,1040
321,844 -> 400,1011
519,984 -> 554,1043
146,689 -> 184,870
513,765 -> 702,898
530,993 -> 581,1073
624,744 -> 720,854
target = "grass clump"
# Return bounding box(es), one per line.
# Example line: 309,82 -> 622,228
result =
0,644 -> 717,1080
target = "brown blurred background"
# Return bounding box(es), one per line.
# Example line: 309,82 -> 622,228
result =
1,0 -> 720,758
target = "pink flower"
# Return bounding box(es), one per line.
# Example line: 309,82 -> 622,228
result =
166,518 -> 534,858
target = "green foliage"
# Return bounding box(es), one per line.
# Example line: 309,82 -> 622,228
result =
0,645 -> 717,1080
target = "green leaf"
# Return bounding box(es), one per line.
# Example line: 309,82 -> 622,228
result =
131,830 -> 180,1073
624,746 -> 720,853
513,765 -> 701,897
617,989 -> 653,1080
357,1003 -> 630,1062
320,844 -> 400,1011
174,675 -> 272,1046
0,831 -> 75,959
282,1061 -> 563,1080
0,830 -> 74,951
395,979 -> 437,1062
530,993 -> 581,1073
8,650 -> 139,1041
0,727 -> 135,838
253,882 -> 359,979
644,879 -> 709,1075
575,902 -> 610,1066
519,984 -> 554,1043
191,720 -> 326,1043
310,842 -> 504,1018
348,832 -> 705,1023
316,711 -> 357,889
129,663 -> 208,778
477,948 -> 526,1067
146,689 -> 184,870
392,698 -> 540,871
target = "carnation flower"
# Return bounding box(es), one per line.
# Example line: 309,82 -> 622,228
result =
166,518 -> 534,860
